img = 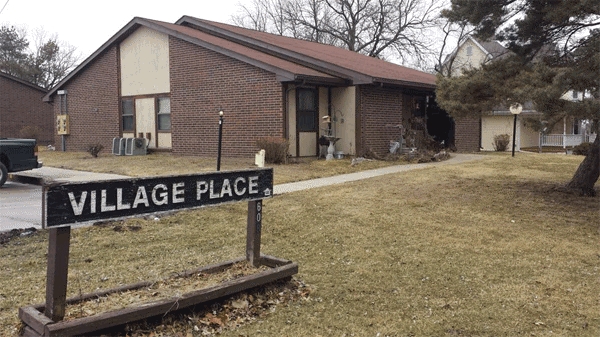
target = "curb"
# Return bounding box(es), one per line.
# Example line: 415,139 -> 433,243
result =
8,174 -> 44,186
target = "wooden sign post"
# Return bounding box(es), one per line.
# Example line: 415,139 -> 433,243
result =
44,226 -> 70,322
19,168 -> 297,337
246,200 -> 262,267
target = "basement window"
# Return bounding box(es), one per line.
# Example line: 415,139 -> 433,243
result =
157,97 -> 171,131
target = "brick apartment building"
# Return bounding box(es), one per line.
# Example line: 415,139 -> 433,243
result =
43,16 -> 478,157
1,72 -> 53,145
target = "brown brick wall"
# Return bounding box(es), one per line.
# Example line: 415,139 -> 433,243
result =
454,117 -> 481,152
169,37 -> 284,157
51,46 -> 120,152
357,85 -> 403,156
0,75 -> 53,145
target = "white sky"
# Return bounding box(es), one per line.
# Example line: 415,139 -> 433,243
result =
0,0 -> 242,59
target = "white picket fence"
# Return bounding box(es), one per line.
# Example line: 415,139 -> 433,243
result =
542,134 -> 597,147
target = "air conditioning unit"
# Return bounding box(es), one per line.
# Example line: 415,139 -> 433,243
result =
112,138 -> 126,156
125,137 -> 147,156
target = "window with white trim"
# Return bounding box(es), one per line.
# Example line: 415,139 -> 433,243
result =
157,97 -> 171,131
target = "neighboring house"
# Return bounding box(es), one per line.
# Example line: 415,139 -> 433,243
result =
43,16 -> 466,158
0,72 -> 53,145
541,90 -> 597,148
444,35 -> 596,151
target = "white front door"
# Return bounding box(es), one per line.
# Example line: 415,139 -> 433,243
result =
135,98 -> 156,148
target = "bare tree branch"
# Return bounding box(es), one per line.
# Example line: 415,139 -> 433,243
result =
231,0 -> 445,67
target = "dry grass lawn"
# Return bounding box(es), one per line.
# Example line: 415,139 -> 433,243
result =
1,152 -> 598,336
38,150 -> 401,184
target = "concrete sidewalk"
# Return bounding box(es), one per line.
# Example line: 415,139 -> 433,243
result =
274,153 -> 485,194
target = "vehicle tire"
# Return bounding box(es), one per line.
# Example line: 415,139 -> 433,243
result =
0,162 -> 7,187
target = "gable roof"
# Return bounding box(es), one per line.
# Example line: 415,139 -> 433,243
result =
177,16 -> 436,89
0,72 -> 47,93
45,16 -> 436,101
443,35 -> 511,67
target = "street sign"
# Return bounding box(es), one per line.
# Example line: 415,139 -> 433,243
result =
45,168 -> 273,227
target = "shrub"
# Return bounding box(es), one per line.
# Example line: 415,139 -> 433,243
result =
87,143 -> 104,158
572,142 -> 592,156
493,134 -> 511,152
256,137 -> 289,164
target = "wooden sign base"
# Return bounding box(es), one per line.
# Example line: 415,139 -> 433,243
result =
20,255 -> 297,337
19,194 -> 298,337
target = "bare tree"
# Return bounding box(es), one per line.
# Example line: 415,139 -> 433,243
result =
232,0 -> 443,65
28,28 -> 80,89
0,25 -> 80,89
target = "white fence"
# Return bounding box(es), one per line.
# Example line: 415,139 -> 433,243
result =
542,134 -> 597,147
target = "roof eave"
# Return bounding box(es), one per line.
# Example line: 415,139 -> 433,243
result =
0,72 -> 48,93
372,78 -> 436,91
293,75 -> 349,86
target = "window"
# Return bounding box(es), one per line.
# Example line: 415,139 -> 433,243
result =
157,97 -> 171,131
122,99 -> 134,131
572,91 -> 578,99
466,45 -> 473,56
297,88 -> 317,132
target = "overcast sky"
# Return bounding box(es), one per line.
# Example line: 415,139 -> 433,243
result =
0,0 -> 241,59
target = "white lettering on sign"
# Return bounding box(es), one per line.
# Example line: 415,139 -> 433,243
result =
196,177 -> 259,201
101,190 -> 116,212
68,191 -> 87,216
209,180 -> 220,199
197,181 -> 209,200
116,188 -> 131,210
90,191 -> 97,213
173,182 -> 185,204
133,186 -> 150,208
249,176 -> 259,194
221,179 -> 233,198
152,184 -> 169,206
65,175 -> 266,218
234,177 -> 246,195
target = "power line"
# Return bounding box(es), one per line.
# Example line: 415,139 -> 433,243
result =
0,0 -> 10,16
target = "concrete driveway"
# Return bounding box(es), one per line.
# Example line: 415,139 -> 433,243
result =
0,181 -> 43,230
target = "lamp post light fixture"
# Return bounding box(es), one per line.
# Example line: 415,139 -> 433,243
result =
217,109 -> 224,171
510,103 -> 523,157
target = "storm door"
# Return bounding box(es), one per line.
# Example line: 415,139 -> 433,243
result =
296,88 -> 318,156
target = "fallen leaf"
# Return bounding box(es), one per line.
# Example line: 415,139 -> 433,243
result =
231,299 -> 249,309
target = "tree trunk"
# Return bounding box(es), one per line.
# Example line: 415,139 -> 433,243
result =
566,135 -> 600,196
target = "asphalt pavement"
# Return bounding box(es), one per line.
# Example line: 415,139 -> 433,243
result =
1,154 -> 485,232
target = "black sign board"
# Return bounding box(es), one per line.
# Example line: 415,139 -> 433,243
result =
45,168 -> 273,227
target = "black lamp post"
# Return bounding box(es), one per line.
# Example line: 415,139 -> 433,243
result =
217,110 -> 223,171
510,103 -> 522,157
